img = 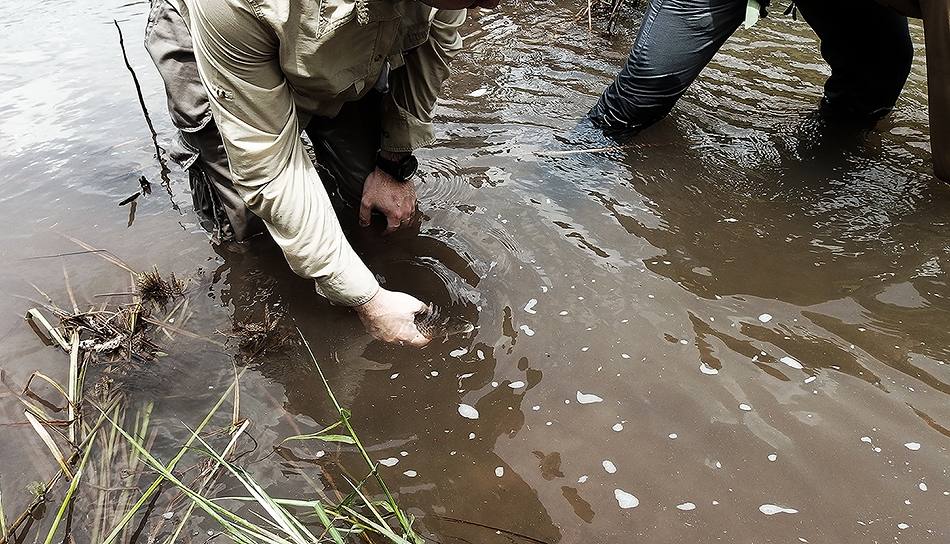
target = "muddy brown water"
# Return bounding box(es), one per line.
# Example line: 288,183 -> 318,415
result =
1,0 -> 948,542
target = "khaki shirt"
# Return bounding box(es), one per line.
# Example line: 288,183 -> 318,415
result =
179,0 -> 465,305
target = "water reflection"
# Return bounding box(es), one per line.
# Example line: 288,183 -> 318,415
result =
207,221 -> 561,541
1,0 -> 948,542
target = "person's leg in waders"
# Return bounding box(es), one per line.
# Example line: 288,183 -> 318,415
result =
143,0 -> 264,242
588,0 -> 748,134
916,0 -> 950,181
304,91 -> 387,211
793,0 -> 914,125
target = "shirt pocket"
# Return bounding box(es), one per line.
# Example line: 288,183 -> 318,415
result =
294,0 -> 402,96
144,0 -> 213,132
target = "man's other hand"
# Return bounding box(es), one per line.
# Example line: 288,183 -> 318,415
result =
359,166 -> 417,234
355,288 -> 431,347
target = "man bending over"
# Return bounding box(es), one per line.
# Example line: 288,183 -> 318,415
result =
146,0 -> 499,346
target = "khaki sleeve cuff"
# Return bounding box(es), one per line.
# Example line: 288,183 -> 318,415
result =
380,98 -> 436,153
316,263 -> 380,307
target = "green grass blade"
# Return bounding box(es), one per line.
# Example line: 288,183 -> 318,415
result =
279,419 -> 345,443
99,375 -> 242,544
43,419 -> 104,544
313,500 -> 345,544
100,408 -> 284,544
0,480 -> 8,542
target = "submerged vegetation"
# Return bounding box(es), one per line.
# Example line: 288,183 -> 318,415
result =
0,241 -> 421,543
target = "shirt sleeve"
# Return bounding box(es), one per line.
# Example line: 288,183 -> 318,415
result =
187,0 -> 379,306
380,9 -> 467,153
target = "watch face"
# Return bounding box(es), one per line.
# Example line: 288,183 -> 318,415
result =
401,155 -> 419,180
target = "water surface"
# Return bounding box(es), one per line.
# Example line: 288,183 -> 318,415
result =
0,1 -> 947,542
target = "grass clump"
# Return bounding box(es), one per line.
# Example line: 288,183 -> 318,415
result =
3,241 -> 420,544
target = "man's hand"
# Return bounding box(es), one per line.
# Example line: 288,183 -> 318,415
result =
359,158 -> 417,234
355,288 -> 431,347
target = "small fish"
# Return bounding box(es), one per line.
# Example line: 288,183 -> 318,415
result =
415,304 -> 475,341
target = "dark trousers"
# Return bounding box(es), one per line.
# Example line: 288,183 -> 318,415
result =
144,0 -> 381,242
589,0 -> 914,133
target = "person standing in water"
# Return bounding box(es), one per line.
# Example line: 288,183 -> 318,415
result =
145,0 -> 499,347
588,0 -> 950,182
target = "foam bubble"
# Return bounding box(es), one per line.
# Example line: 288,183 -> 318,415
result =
758,314 -> 773,323
676,502 -> 696,511
379,457 -> 399,467
759,504 -> 798,515
700,363 -> 719,375
495,466 -> 504,477
904,442 -> 921,451
779,356 -> 803,369
614,489 -> 639,509
602,460 -> 617,474
458,404 -> 479,419
576,391 -> 604,404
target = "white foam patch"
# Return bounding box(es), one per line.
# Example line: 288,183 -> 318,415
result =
614,489 -> 639,509
495,466 -> 504,477
767,453 -> 777,462
918,482 -> 928,492
378,457 -> 399,467
612,423 -> 624,432
449,348 -> 468,358
669,433 -> 678,439
577,475 -> 588,483
676,502 -> 696,511
519,325 -> 535,336
758,313 -> 773,323
509,381 -> 526,389
576,391 -> 603,404
458,404 -> 479,419
759,504 -> 798,515
602,460 -> 617,473
700,363 -> 719,375
739,403 -> 752,411
904,442 -> 921,451
468,88 -> 488,97
897,523 -> 910,530
523,299 -> 538,314
804,376 -> 816,384
779,356 -> 803,369
402,470 -> 417,478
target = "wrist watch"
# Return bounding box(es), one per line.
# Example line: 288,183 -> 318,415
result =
376,151 -> 418,182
